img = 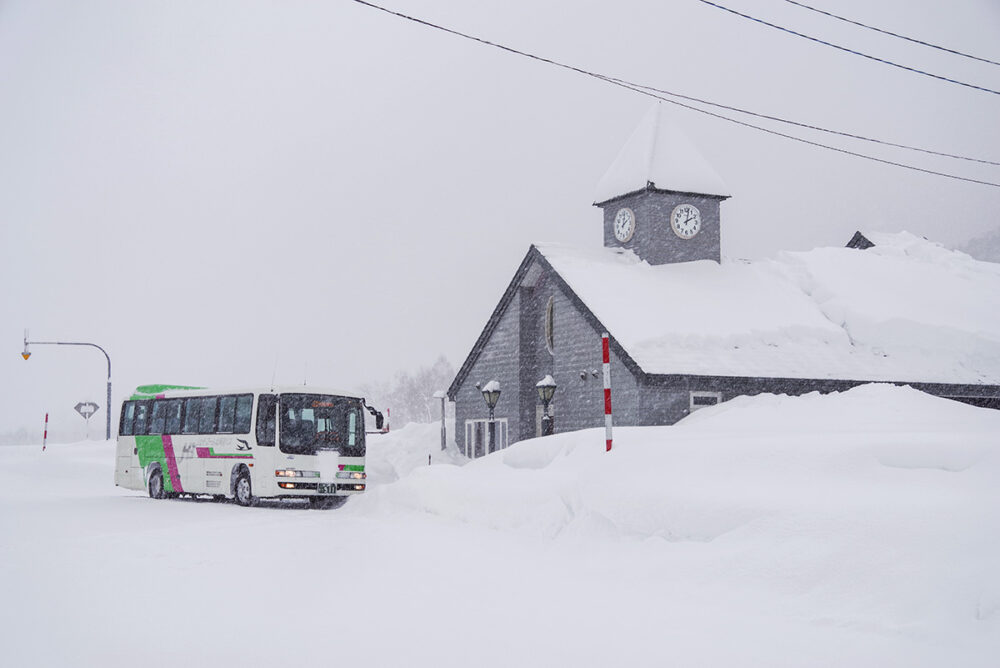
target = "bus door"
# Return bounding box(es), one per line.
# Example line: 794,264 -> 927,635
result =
178,397 -> 210,494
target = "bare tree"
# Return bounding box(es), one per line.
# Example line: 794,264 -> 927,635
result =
360,356 -> 454,427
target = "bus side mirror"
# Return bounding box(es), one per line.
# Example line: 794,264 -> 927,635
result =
363,402 -> 385,432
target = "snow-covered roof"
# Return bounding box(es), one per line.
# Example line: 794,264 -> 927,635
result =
535,233 -> 1000,384
594,102 -> 729,204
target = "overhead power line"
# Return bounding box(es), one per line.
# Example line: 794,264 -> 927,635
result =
349,0 -> 1000,188
607,76 -> 1000,167
696,0 -> 1000,96
601,76 -> 1000,189
782,0 -> 1000,67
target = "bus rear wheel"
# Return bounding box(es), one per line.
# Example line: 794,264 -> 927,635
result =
148,469 -> 167,500
234,471 -> 255,507
309,496 -> 348,510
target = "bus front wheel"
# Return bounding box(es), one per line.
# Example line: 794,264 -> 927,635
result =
148,469 -> 167,500
234,471 -> 255,507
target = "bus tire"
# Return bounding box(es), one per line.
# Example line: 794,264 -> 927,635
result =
148,467 -> 167,500
234,470 -> 255,507
309,496 -> 348,510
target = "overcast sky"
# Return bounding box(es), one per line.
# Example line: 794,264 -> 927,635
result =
2,0 -> 998,440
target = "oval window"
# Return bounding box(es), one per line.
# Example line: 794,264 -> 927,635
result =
544,296 -> 555,354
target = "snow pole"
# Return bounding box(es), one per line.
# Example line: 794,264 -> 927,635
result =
43,413 -> 49,452
602,333 -> 612,452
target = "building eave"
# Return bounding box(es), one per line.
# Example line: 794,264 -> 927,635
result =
643,372 -> 1000,396
593,183 -> 730,208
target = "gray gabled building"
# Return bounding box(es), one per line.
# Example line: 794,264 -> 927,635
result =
448,104 -> 1000,458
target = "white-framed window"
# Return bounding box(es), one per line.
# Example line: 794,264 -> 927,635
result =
464,418 -> 509,458
689,391 -> 722,412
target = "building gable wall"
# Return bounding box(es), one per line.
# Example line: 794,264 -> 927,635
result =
454,290 -> 523,454
454,255 -> 644,451
516,261 -> 642,439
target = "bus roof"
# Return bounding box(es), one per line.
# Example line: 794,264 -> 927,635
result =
129,385 -> 366,401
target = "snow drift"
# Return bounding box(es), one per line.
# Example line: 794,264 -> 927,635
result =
1,385 -> 997,666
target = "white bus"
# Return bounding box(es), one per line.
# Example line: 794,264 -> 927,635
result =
114,384 -> 384,509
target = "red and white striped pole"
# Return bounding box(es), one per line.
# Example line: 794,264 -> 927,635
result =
602,333 -> 612,452
43,412 -> 49,452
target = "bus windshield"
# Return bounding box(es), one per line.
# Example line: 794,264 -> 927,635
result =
279,394 -> 365,457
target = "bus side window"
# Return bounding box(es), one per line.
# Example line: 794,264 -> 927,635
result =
149,401 -> 167,435
182,398 -> 201,434
133,401 -> 151,435
165,399 -> 183,434
121,401 -> 135,436
198,397 -> 217,434
218,396 -> 237,433
256,395 -> 276,447
235,395 -> 253,434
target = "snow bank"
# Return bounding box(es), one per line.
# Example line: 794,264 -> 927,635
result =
364,421 -> 464,484
2,386 -> 998,666
352,384 -> 1000,662
679,382 -> 998,433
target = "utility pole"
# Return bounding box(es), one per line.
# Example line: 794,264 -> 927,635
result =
433,390 -> 447,451
22,330 -> 113,441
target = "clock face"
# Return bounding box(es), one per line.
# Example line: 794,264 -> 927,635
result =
613,207 -> 636,243
670,203 -> 701,239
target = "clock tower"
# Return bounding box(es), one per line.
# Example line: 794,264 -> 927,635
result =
594,104 -> 730,265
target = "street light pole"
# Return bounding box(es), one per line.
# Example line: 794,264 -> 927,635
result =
433,390 -> 447,451
22,331 -> 113,441
536,375 -> 557,436
480,381 -> 500,455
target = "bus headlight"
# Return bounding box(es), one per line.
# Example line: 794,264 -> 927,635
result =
275,470 -> 320,478
336,471 -> 366,480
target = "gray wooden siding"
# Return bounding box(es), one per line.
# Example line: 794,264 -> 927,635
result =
602,189 -> 724,265
534,268 -> 642,436
639,386 -> 690,425
454,291 -> 523,452
455,257 -> 645,452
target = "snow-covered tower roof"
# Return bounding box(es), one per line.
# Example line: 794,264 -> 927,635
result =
594,103 -> 729,204
594,104 -> 730,265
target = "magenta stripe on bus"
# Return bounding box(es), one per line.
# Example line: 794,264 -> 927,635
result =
161,434 -> 184,493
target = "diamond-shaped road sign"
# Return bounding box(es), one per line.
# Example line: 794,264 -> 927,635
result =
75,402 -> 100,419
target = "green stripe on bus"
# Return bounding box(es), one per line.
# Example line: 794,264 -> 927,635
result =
340,465 -> 364,472
130,384 -> 204,399
202,448 -> 252,458
135,435 -> 176,493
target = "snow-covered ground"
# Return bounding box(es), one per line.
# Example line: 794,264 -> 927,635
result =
1,384 -> 998,666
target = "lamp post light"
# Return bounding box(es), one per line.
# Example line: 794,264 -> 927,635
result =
481,380 -> 500,454
536,375 -> 557,436
22,330 -> 113,441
